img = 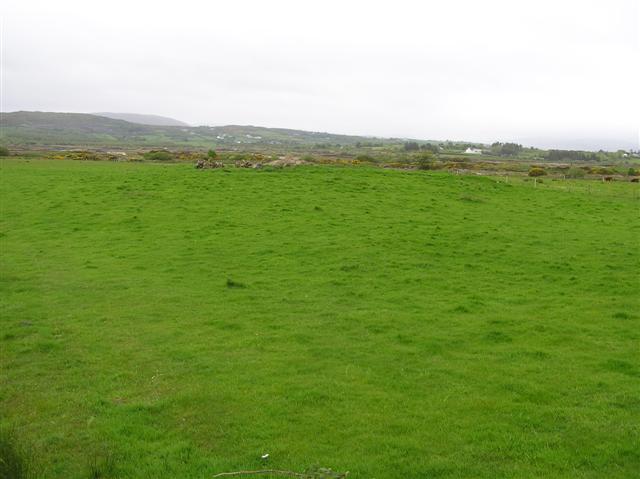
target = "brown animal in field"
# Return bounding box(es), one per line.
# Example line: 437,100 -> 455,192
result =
603,176 -> 613,182
631,177 -> 639,183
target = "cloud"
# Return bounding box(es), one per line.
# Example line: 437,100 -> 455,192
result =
2,0 -> 638,148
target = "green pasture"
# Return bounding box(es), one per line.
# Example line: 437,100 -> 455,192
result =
1,158 -> 638,478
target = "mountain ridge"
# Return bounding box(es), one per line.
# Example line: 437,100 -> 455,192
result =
2,111 -> 634,151
94,112 -> 190,127
0,111 -> 404,148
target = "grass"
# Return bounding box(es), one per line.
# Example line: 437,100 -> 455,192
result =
1,158 -> 638,478
0,428 -> 39,479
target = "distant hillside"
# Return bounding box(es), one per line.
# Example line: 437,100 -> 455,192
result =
1,111 -> 165,147
0,111 -> 400,149
3,111 -> 149,135
94,112 -> 190,127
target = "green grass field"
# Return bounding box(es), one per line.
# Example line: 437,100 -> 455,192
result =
1,158 -> 638,478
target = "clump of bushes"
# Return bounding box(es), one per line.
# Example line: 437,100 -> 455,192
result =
230,153 -> 249,163
416,152 -> 441,170
143,150 -> 173,161
0,145 -> 9,156
528,167 -> 547,177
589,166 -> 614,175
65,151 -> 100,161
174,151 -> 206,162
443,160 -> 472,171
628,167 -> 638,176
383,162 -> 407,169
566,166 -> 586,178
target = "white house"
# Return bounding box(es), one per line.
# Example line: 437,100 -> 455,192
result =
465,147 -> 483,154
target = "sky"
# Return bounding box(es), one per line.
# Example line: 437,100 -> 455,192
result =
2,0 -> 639,150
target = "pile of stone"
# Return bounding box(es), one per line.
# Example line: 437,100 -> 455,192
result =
235,160 -> 263,169
195,159 -> 224,169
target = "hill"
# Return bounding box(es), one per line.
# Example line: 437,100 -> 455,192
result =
0,111 -> 155,146
94,112 -> 190,126
0,111 -> 399,149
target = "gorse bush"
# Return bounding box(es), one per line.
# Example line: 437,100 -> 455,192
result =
528,167 -> 546,177
589,166 -> 614,175
142,150 -> 173,161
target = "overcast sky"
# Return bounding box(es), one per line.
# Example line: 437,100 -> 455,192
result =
2,0 -> 639,149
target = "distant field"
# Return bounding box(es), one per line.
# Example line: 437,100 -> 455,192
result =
1,158 -> 638,478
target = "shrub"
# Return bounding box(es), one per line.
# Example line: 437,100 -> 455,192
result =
143,150 -> 173,161
207,149 -> 217,159
230,153 -> 248,162
417,160 -> 437,170
420,143 -> 439,153
628,167 -> 638,176
528,167 -> 547,177
590,166 -> 613,175
69,151 -> 100,161
566,166 -> 586,178
490,142 -> 522,156
548,149 -> 598,162
0,145 -> 9,156
416,152 -> 440,170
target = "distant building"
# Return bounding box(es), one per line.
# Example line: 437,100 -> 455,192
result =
465,147 -> 483,154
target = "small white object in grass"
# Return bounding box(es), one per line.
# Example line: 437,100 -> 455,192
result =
261,453 -> 269,460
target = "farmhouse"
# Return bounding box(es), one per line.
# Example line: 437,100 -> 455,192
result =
465,147 -> 483,154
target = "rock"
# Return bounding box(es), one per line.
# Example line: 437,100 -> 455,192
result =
195,160 -> 225,169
